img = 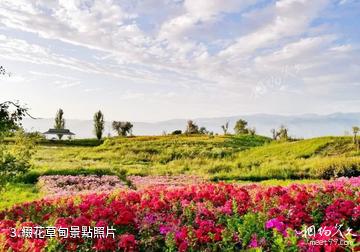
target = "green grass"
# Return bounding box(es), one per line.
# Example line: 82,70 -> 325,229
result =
213,136 -> 360,180
0,183 -> 42,210
32,134 -> 271,177
29,135 -> 360,181
235,179 -> 324,186
5,138 -> 103,147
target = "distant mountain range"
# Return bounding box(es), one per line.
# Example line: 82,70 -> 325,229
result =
21,113 -> 360,139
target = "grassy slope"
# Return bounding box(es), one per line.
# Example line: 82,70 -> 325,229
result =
214,136 -> 360,180
31,135 -> 360,181
32,135 -> 270,177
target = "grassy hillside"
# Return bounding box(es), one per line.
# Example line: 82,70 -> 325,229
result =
214,136 -> 360,180
29,135 -> 360,181
31,135 -> 270,177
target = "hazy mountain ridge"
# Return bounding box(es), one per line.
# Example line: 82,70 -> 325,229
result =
21,113 -> 360,139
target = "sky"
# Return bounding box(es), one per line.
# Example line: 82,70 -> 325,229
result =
0,0 -> 360,122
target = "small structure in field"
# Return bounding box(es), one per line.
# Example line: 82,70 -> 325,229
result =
43,128 -> 75,140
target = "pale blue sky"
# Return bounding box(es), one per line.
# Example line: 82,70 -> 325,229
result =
0,0 -> 359,122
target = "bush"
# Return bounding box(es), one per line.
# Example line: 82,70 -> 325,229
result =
314,157 -> 360,179
171,130 -> 182,135
39,138 -> 103,147
0,131 -> 36,188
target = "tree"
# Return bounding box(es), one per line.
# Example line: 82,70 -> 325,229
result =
271,129 -> 277,140
93,110 -> 105,140
199,126 -> 209,135
185,120 -> 199,134
0,130 -> 36,188
221,122 -> 229,135
0,66 -> 11,77
278,125 -> 288,141
0,66 -> 5,75
171,130 -> 182,135
234,119 -> 249,134
248,127 -> 256,136
271,125 -> 289,141
352,126 -> 359,151
0,101 -> 29,135
112,121 -> 133,136
0,101 -> 36,189
54,109 -> 65,140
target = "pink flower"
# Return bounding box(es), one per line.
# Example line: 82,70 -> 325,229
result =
248,234 -> 259,248
265,218 -> 286,233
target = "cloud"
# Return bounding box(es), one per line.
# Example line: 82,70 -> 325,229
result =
0,0 -> 359,118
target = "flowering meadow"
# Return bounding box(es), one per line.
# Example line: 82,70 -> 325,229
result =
0,177 -> 359,251
127,175 -> 204,190
38,175 -> 127,197
36,175 -> 204,197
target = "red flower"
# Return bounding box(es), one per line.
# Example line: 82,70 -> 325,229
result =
118,234 -> 137,252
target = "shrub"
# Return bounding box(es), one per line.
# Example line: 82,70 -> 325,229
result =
314,157 -> 360,179
0,131 -> 36,189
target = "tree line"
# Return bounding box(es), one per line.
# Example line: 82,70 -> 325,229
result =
52,108 -> 295,141
53,109 -> 133,140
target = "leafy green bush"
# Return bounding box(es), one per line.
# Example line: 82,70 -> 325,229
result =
0,131 -> 36,189
313,157 -> 360,179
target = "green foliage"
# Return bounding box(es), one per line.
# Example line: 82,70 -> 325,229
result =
41,138 -> 103,146
54,108 -> 65,140
271,125 -> 289,141
238,213 -> 268,248
248,127 -> 256,136
271,229 -> 298,252
185,120 -> 199,134
171,130 -> 182,135
221,202 -> 269,250
3,138 -> 103,147
25,131 -> 46,140
93,110 -> 105,140
352,126 -> 360,151
0,183 -> 42,210
234,119 -> 249,135
112,121 -> 133,136
0,101 -> 28,134
199,126 -> 209,135
313,157 -> 360,179
221,122 -> 229,135
164,232 -> 177,252
0,130 -> 37,189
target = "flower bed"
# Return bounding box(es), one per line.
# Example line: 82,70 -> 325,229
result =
128,175 -> 205,190
37,175 -> 128,197
0,177 -> 359,251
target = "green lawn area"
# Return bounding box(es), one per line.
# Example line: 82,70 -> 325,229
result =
0,183 -> 42,210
